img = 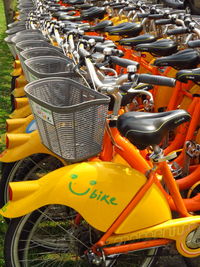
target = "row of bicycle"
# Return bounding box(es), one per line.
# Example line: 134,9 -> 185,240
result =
1,0 -> 200,266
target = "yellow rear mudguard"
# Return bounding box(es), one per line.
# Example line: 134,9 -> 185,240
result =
14,74 -> 27,89
6,114 -> 35,133
11,60 -> 22,77
0,162 -> 172,233
0,130 -> 60,162
9,97 -> 31,118
12,86 -> 26,97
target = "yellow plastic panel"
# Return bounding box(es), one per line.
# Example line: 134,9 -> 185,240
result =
1,162 -> 147,232
13,86 -> 26,97
6,114 -> 34,133
15,75 -> 27,88
9,98 -> 31,118
0,131 -> 55,162
115,183 -> 172,234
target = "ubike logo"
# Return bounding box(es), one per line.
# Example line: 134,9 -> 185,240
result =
68,174 -> 118,206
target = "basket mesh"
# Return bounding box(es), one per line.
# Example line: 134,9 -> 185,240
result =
16,29 -> 42,36
20,47 -> 64,61
8,21 -> 26,29
16,40 -> 51,59
6,25 -> 26,35
25,78 -> 110,162
19,47 -> 64,79
10,34 -> 45,58
24,56 -> 74,82
5,36 -> 16,58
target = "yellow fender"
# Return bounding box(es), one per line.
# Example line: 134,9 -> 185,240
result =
14,74 -> 27,89
6,114 -> 35,133
9,97 -> 31,119
0,162 -> 172,233
11,60 -> 22,77
12,86 -> 26,97
107,216 -> 200,258
0,130 -> 63,163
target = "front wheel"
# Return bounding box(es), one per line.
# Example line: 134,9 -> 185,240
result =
4,205 -> 159,267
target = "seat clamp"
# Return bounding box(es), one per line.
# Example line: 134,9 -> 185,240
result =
150,151 -> 177,163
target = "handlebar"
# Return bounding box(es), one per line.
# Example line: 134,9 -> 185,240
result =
167,27 -> 189,36
110,56 -> 139,69
132,74 -> 176,87
155,18 -> 175,25
82,35 -> 105,42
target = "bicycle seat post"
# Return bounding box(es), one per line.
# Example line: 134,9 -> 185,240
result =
145,143 -> 190,217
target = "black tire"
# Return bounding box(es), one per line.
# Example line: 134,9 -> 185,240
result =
4,205 -> 159,267
0,154 -> 64,209
10,93 -> 15,112
10,75 -> 19,92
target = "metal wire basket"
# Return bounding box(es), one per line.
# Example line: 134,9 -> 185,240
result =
16,39 -> 52,58
8,20 -> 26,29
4,35 -> 17,58
16,29 -> 42,36
10,33 -> 45,58
6,25 -> 26,35
20,47 -> 64,62
24,77 -> 110,162
24,56 -> 74,82
19,47 -> 64,78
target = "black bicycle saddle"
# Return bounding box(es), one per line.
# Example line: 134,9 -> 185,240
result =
90,20 -> 113,31
154,49 -> 200,70
135,39 -> 178,57
119,34 -> 157,46
105,22 -> 143,37
117,110 -> 190,150
176,68 -> 200,83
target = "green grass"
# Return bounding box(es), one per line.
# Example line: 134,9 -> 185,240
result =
0,1 -> 13,265
0,1 -> 13,152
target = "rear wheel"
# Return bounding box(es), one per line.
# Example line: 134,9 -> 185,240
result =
4,205 -> 159,267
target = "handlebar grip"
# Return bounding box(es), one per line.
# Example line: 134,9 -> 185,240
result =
148,14 -> 166,19
188,40 -> 200,48
82,35 -> 105,42
95,44 -> 116,53
78,47 -> 90,58
134,74 -> 176,87
110,56 -> 139,68
137,13 -> 150,18
112,4 -> 127,10
123,7 -> 136,11
167,27 -> 189,36
155,18 -> 175,25
109,3 -> 124,7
